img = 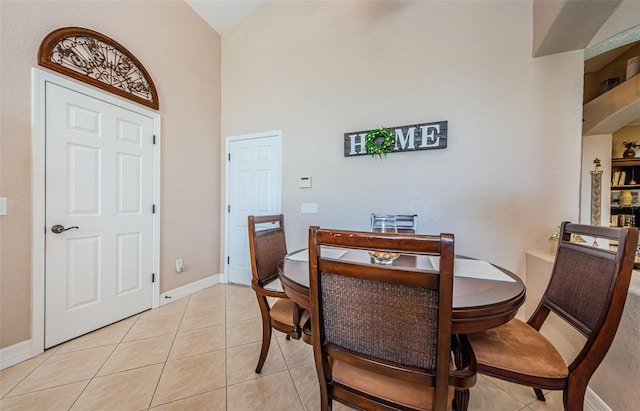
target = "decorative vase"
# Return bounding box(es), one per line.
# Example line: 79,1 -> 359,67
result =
369,214 -> 400,264
623,147 -> 636,158
620,190 -> 633,206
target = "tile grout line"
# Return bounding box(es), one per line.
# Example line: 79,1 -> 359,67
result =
144,295 -> 191,410
2,318 -> 134,404
1,354 -> 54,399
66,316 -> 140,410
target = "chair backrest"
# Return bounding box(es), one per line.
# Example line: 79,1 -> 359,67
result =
308,227 -> 455,408
370,213 -> 418,233
247,214 -> 287,286
530,221 -> 638,375
396,214 -> 418,233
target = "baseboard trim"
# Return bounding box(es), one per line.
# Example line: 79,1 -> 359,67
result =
159,273 -> 222,306
585,387 -> 611,411
0,340 -> 34,370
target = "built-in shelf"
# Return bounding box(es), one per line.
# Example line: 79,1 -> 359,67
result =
583,74 -> 640,136
612,185 -> 640,190
612,158 -> 640,166
610,157 -> 640,227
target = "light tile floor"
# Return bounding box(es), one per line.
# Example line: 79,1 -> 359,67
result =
0,283 -> 564,410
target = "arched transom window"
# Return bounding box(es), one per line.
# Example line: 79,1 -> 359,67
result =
38,27 -> 159,110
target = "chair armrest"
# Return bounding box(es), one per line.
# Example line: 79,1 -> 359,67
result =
251,281 -> 289,299
449,334 -> 478,389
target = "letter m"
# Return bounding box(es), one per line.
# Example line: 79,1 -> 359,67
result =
395,127 -> 415,150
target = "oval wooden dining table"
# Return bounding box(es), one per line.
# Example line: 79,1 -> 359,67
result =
278,249 -> 526,335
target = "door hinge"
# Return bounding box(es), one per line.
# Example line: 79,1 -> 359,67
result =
227,205 -> 230,213
152,204 -> 156,214
153,135 -> 156,144
152,273 -> 156,283
227,256 -> 230,264
228,153 -> 231,161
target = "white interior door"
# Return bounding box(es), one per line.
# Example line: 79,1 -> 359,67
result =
227,132 -> 282,285
45,82 -> 156,348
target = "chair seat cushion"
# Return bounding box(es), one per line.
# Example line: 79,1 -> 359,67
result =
332,359 -> 453,410
468,318 -> 568,380
270,298 -> 297,327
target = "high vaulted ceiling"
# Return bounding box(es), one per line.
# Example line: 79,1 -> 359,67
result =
185,0 -> 268,35
185,0 -> 622,57
533,0 -> 621,57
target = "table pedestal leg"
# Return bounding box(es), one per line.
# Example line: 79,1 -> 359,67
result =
454,389 -> 469,411
452,335 -> 471,411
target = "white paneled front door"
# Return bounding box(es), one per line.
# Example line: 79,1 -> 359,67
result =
226,132 -> 282,285
45,82 -> 156,348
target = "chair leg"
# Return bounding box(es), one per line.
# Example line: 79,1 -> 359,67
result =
534,388 -> 546,401
320,392 -> 332,411
564,381 -> 587,411
255,295 -> 273,373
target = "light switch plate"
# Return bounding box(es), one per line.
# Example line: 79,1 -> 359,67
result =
299,176 -> 312,188
0,198 -> 6,215
301,203 -> 318,214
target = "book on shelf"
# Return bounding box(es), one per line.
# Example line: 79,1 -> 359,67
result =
612,171 -> 627,186
611,214 -> 636,227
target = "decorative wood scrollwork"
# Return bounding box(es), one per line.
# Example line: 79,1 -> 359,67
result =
38,27 -> 159,110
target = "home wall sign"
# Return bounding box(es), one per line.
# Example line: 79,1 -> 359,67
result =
343,120 -> 447,157
38,27 -> 159,110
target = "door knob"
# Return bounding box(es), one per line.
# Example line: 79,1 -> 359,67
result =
51,224 -> 79,234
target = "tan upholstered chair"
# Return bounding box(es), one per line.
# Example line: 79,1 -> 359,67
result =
247,214 -> 305,373
467,222 -> 639,411
308,227 -> 477,411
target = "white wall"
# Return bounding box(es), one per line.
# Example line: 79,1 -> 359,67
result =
221,0 -> 584,279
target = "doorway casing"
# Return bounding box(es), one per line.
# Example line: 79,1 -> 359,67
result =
30,68 -> 161,358
223,130 -> 282,284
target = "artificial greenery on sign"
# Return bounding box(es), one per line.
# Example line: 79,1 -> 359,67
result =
365,127 -> 397,158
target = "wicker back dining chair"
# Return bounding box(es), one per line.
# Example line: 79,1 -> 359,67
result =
467,222 -> 639,411
308,227 -> 477,411
247,214 -> 305,373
